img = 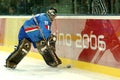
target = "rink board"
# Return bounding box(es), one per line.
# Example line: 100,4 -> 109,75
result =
0,16 -> 120,77
52,16 -> 120,68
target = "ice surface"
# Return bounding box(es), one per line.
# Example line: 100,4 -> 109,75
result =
0,51 -> 120,80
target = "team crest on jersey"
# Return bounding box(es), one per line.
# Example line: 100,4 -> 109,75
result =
44,21 -> 50,30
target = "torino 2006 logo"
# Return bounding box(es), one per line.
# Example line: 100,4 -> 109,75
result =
57,33 -> 106,51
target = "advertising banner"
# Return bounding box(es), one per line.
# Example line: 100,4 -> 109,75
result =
52,17 -> 120,68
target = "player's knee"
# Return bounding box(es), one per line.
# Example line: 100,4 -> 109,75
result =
17,38 -> 31,55
36,40 -> 47,53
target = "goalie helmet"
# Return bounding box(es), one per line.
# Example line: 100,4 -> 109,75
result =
47,8 -> 57,16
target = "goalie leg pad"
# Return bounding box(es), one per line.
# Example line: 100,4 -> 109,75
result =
42,46 -> 62,67
5,38 -> 31,69
36,41 -> 62,67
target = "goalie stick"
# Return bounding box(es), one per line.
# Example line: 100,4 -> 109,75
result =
33,16 -> 47,42
33,16 -> 61,67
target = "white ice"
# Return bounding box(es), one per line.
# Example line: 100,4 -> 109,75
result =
0,51 -> 120,80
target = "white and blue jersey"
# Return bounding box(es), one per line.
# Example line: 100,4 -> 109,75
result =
18,13 -> 51,48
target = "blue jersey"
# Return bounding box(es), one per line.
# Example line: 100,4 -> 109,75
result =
18,13 -> 51,48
